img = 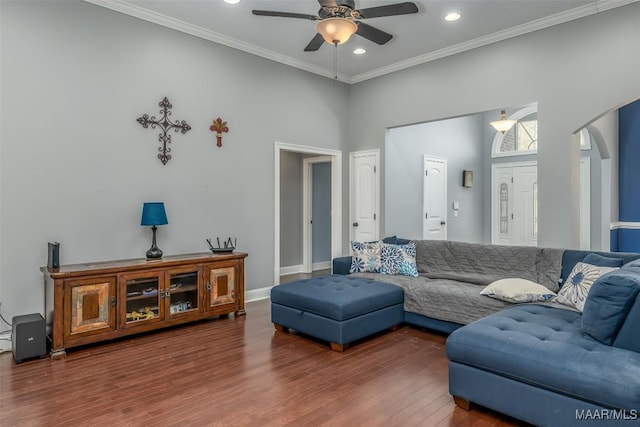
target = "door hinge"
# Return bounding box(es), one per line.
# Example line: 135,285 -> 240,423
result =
374,165 -> 377,173
511,177 -> 514,183
425,213 -> 428,219
374,213 -> 376,220
511,213 -> 514,219
425,170 -> 428,176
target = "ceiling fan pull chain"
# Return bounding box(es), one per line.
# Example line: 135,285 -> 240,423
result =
333,41 -> 338,80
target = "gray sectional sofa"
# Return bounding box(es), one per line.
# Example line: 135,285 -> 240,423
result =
333,239 -> 640,426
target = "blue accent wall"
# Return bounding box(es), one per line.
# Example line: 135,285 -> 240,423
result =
615,98 -> 640,252
619,98 -> 640,221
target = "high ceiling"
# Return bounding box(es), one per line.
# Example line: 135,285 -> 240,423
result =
87,0 -> 636,83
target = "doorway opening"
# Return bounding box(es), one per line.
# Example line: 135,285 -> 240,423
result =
274,142 -> 342,286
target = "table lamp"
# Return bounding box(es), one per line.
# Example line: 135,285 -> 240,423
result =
141,202 -> 168,259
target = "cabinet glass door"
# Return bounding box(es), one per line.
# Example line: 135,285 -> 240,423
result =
122,274 -> 162,327
167,270 -> 199,317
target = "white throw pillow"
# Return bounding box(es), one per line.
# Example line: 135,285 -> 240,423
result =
480,278 -> 557,303
555,262 -> 617,312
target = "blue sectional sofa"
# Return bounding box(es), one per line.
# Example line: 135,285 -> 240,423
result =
333,239 -> 640,426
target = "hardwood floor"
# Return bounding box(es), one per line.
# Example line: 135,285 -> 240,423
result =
0,299 -> 527,426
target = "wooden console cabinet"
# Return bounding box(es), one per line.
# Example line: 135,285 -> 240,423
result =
41,252 -> 247,358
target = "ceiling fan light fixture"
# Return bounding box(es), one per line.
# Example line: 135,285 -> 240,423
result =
316,18 -> 358,45
353,48 -> 366,55
490,110 -> 517,133
224,0 -> 240,4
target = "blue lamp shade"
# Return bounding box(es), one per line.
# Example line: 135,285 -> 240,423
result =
141,202 -> 168,226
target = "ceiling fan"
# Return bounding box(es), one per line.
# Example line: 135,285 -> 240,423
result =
252,0 -> 419,52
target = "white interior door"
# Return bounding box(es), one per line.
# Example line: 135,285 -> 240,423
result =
492,162 -> 537,246
423,156 -> 447,240
350,150 -> 380,242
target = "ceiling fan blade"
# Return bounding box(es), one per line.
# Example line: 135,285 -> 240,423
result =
355,22 -> 392,45
304,33 -> 326,52
252,10 -> 319,20
357,2 -> 418,19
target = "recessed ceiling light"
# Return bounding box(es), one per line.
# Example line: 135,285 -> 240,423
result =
224,0 -> 240,4
445,12 -> 461,22
353,48 -> 366,55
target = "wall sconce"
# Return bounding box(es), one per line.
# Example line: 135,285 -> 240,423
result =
462,170 -> 473,188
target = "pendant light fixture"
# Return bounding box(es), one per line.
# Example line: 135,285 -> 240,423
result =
490,110 -> 517,133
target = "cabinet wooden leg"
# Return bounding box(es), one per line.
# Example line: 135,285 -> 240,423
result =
274,323 -> 288,333
50,349 -> 67,360
453,396 -> 473,411
235,309 -> 247,317
330,342 -> 349,352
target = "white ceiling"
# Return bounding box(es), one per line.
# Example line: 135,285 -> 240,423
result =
87,0 -> 636,83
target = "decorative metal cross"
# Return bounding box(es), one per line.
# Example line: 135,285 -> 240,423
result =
210,117 -> 229,147
137,97 -> 191,165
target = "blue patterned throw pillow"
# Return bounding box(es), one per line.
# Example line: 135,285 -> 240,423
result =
555,262 -> 617,311
349,241 -> 382,273
380,242 -> 418,277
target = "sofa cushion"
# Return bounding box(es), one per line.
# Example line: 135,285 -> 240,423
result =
380,242 -> 418,277
270,275 -> 403,322
581,271 -> 640,345
480,278 -> 556,303
582,253 -> 624,268
613,293 -> 640,352
349,241 -> 382,273
555,262 -> 617,312
446,304 -> 640,411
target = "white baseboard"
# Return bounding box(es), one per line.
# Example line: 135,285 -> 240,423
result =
245,286 -> 272,303
280,264 -> 304,276
312,261 -> 331,271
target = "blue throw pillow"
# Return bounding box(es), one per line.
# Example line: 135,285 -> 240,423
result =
581,271 -> 640,345
380,242 -> 418,277
582,253 -> 624,268
382,236 -> 398,244
396,237 -> 411,245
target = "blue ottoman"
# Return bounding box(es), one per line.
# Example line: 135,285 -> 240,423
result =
270,275 -> 404,351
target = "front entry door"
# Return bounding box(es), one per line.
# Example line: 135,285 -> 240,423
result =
423,156 -> 447,240
350,150 -> 379,242
492,163 -> 538,246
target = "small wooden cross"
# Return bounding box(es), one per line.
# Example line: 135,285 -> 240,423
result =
210,117 -> 229,147
137,97 -> 191,165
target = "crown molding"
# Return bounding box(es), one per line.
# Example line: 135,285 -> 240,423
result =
350,0 -> 639,83
83,0 -> 347,82
85,0 -> 637,85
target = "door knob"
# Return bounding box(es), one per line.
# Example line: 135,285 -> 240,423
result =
353,222 -> 359,227
441,221 -> 446,225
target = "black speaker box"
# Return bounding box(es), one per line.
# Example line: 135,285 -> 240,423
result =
12,313 -> 47,363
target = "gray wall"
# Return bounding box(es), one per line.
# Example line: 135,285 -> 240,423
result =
386,114 -> 485,242
0,1 -> 349,318
279,152 -> 303,268
349,2 -> 640,250
312,162 -> 331,264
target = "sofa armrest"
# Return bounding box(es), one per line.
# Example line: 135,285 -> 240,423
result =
332,256 -> 352,275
